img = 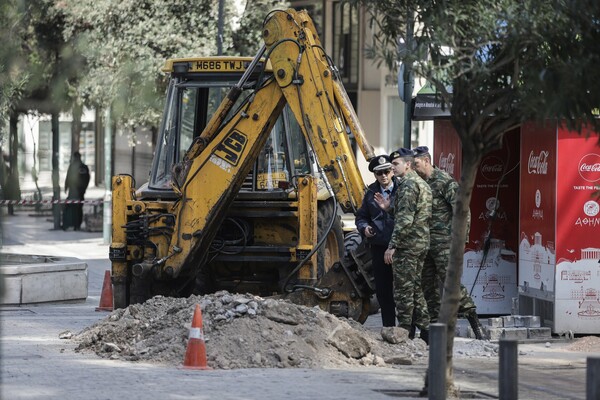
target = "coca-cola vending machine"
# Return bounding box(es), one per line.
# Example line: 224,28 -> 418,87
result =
433,121 -> 519,315
519,122 -> 600,334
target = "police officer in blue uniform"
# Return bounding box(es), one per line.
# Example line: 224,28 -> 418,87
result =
355,155 -> 398,326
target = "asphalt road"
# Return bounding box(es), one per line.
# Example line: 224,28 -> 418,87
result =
1,210 -> 596,399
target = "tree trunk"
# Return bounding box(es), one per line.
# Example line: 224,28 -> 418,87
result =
9,112 -> 19,178
438,149 -> 481,392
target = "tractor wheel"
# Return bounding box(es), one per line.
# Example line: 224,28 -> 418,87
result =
342,229 -> 362,264
317,198 -> 344,279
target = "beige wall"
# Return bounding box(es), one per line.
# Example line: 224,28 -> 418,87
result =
356,89 -> 380,181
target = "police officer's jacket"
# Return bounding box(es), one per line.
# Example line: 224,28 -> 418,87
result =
355,177 -> 399,246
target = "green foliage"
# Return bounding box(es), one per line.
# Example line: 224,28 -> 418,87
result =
0,0 -> 76,141
358,0 -> 600,150
60,0 -> 288,128
1,0 -> 290,132
231,1 -> 290,56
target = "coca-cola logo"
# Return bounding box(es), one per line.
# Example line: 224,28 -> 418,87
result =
578,153 -> 600,182
439,152 -> 455,176
528,150 -> 549,175
584,200 -> 599,217
480,156 -> 504,182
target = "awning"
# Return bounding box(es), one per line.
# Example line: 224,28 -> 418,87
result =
412,82 -> 451,120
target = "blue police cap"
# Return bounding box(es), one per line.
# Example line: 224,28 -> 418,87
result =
368,155 -> 392,172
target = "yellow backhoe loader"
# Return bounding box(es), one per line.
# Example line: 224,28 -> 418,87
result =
110,9 -> 376,322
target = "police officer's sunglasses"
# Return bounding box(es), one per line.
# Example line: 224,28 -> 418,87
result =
375,169 -> 391,176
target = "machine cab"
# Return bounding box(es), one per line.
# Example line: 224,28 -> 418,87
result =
142,57 -> 312,199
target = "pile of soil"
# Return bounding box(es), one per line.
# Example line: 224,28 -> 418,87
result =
74,291 -> 429,369
566,336 -> 600,352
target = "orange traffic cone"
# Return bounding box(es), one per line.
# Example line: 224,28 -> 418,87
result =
182,304 -> 211,370
95,270 -> 114,312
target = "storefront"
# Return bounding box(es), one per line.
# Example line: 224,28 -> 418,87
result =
419,114 -> 600,334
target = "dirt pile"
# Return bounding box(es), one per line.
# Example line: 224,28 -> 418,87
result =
566,336 -> 600,352
74,291 -> 428,369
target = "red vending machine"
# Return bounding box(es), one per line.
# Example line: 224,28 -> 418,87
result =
519,122 -> 600,334
433,121 -> 520,315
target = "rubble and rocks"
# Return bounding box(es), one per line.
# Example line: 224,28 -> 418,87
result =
74,291 -> 429,369
566,336 -> 600,352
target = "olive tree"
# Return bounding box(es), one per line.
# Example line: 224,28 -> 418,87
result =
356,0 -> 600,394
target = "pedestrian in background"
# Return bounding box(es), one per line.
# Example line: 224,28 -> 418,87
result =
355,154 -> 398,327
375,148 -> 432,343
412,146 -> 484,339
2,154 -> 21,216
63,152 -> 90,231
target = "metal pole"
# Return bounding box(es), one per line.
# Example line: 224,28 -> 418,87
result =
402,10 -> 414,149
587,357 -> 600,400
51,113 -> 61,230
429,323 -> 447,400
102,108 -> 112,245
499,340 -> 518,400
217,0 -> 225,56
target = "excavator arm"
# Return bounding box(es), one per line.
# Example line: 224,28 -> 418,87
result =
158,9 -> 373,280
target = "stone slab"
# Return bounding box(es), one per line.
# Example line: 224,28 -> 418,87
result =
0,253 -> 88,305
485,327 -> 529,341
488,317 -> 503,328
528,327 -> 552,339
514,315 -> 542,328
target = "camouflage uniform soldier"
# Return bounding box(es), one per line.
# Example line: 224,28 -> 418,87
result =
376,148 -> 432,343
412,146 -> 484,339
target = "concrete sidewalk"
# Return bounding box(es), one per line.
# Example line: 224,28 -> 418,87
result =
0,209 -> 593,399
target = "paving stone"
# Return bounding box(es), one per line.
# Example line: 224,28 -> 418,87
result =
501,328 -> 528,340
485,327 -> 529,341
529,316 -> 541,328
484,327 -> 504,341
514,315 -> 542,328
528,327 -> 552,339
488,317 -> 503,328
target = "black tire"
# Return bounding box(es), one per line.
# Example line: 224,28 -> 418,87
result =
317,198 -> 344,278
343,230 -> 362,264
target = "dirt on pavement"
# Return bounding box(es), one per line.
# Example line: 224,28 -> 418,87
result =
74,291 -> 428,369
73,290 -> 599,370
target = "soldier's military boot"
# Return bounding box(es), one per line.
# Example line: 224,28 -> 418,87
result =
466,310 -> 484,340
419,328 -> 429,345
408,323 -> 416,340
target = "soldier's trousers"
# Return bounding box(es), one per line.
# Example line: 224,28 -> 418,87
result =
392,248 -> 430,330
422,240 -> 477,323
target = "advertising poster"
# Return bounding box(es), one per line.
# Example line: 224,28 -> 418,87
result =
462,129 -> 520,314
433,120 -> 462,179
554,126 -> 600,333
433,122 -> 519,314
518,122 -> 557,296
